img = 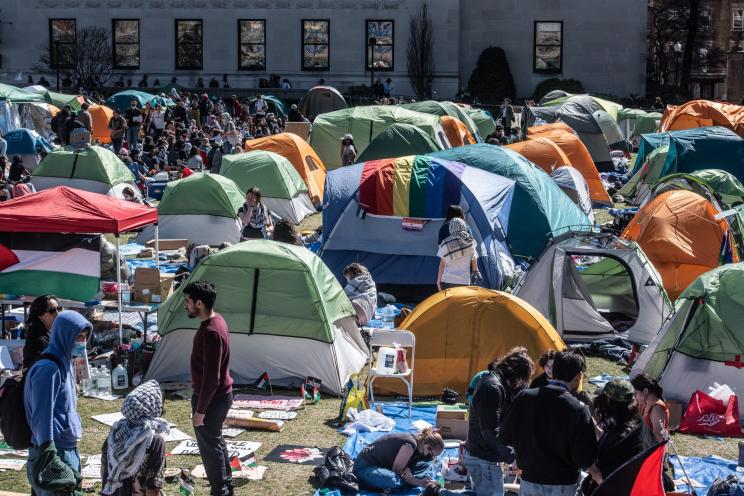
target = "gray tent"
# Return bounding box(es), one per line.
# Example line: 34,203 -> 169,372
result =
299,86 -> 347,121
551,166 -> 594,224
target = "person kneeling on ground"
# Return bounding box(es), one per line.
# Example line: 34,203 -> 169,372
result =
353,428 -> 469,495
101,380 -> 168,495
343,263 -> 377,325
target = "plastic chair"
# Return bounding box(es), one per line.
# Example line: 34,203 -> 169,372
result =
367,329 -> 415,417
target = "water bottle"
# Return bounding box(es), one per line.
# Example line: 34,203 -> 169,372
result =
382,305 -> 395,329
121,282 -> 131,305
112,363 -> 129,390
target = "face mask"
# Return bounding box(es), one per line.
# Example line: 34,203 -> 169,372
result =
72,341 -> 86,358
417,451 -> 435,462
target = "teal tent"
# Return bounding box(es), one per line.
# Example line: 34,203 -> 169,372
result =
356,123 -> 441,162
430,144 -> 591,261
105,90 -> 175,112
0,83 -> 45,103
249,95 -> 287,118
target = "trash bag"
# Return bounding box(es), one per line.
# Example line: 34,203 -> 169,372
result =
313,446 -> 359,494
679,390 -> 743,437
707,474 -> 744,496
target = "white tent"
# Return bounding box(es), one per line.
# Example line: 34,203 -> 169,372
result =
551,166 -> 594,224
515,231 -> 673,344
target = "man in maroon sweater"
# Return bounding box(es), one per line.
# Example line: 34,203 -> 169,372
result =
184,280 -> 234,496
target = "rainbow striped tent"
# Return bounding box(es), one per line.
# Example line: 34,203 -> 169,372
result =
321,155 -> 516,301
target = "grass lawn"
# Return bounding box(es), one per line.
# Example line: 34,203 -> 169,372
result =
0,357 -> 737,495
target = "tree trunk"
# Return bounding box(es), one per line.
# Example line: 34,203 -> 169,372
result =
680,0 -> 700,91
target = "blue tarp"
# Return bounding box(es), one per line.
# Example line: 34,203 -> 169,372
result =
670,454 -> 737,495
312,402 -> 459,496
430,145 -> 590,261
125,258 -> 183,274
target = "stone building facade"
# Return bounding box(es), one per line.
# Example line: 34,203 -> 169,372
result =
0,0 -> 647,99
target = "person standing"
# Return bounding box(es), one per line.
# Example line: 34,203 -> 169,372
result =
77,103 -> 92,131
501,351 -> 597,496
652,96 -> 665,112
22,295 -> 61,370
125,99 -> 143,148
499,99 -> 514,137
108,109 -> 127,154
0,129 -> 8,158
184,281 -> 234,496
25,311 -> 92,496
238,187 -> 273,239
340,134 -> 357,166
464,347 -> 533,496
437,217 -> 479,291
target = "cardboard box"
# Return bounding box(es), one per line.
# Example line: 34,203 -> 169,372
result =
436,405 -> 468,440
145,239 -> 189,251
134,268 -> 174,303
667,400 -> 683,431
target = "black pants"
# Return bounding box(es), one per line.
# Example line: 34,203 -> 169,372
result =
192,392 -> 234,496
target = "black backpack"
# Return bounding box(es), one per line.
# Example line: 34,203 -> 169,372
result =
313,446 -> 359,494
0,353 -> 65,449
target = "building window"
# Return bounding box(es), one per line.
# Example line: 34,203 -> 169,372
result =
366,20 -> 393,71
734,8 -> 744,30
112,19 -> 140,69
534,21 -> 563,73
49,19 -> 76,69
302,19 -> 329,71
175,19 -> 203,70
238,19 -> 266,70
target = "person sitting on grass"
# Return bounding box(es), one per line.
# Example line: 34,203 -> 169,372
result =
101,380 -> 169,495
271,218 -> 303,246
342,263 -> 377,325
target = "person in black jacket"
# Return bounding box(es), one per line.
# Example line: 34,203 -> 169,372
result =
463,347 -> 534,495
529,349 -> 557,388
501,351 -> 597,496
22,295 -> 61,370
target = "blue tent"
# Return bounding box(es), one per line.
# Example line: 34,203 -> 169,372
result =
5,128 -> 54,155
105,90 -> 175,112
630,127 -> 744,181
321,155 -> 515,301
430,144 -> 591,261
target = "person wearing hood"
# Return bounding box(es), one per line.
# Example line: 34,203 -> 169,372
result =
343,263 -> 377,325
101,380 -> 169,495
25,311 -> 92,496
436,217 -> 479,291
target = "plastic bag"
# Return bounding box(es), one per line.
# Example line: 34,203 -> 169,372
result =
679,389 -> 743,437
341,408 -> 395,435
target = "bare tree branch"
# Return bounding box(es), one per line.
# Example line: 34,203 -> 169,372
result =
34,26 -> 112,90
407,2 -> 435,100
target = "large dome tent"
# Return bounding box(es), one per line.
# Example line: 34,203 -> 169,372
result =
309,106 -> 450,169
136,173 -> 244,245
430,144 -> 591,261
356,123 -> 441,163
400,100 -> 482,141
105,90 -> 175,112
146,240 -> 367,395
461,106 -> 497,138
298,86 -> 347,121
321,155 -> 516,301
659,99 -> 744,138
220,150 -> 316,224
374,287 -> 565,396
32,145 -> 138,199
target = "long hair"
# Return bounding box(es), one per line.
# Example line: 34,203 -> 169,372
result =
493,346 -> 534,383
630,374 -> 664,401
28,295 -> 56,329
416,427 -> 444,452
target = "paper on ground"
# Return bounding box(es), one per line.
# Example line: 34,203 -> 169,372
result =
83,393 -> 122,401
91,413 -> 189,442
222,428 -> 245,438
81,464 -> 101,479
192,464 -> 267,480
170,440 -> 261,459
85,454 -> 102,465
0,459 -> 25,470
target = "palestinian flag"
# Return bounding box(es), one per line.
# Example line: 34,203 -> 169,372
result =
253,371 -> 271,391
0,232 -> 101,302
593,441 -> 667,496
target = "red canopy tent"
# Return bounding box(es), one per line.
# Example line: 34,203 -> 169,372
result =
0,186 -> 159,342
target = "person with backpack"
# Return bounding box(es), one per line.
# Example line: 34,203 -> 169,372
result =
24,311 -> 92,496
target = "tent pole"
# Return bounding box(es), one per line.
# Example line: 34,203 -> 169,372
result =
154,223 -> 160,273
116,234 -> 123,345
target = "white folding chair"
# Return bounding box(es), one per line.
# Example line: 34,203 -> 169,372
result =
367,329 -> 415,417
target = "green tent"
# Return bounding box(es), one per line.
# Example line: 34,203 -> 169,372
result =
463,107 -> 497,138
158,173 -> 244,217
0,83 -> 45,104
221,151 -> 316,224
541,94 -> 622,122
619,145 -> 669,203
309,105 -> 449,169
32,146 -> 136,196
400,100 -> 482,141
44,91 -> 83,111
105,90 -> 175,112
145,240 -> 367,395
431,144 -> 591,261
631,112 -> 662,139
356,123 -> 441,162
631,263 -> 744,407
651,169 -> 744,210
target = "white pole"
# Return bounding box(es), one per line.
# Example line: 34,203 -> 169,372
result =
154,223 -> 160,273
115,234 -> 123,344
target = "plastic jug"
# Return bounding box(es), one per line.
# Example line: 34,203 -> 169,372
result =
112,363 -> 129,390
381,305 -> 395,329
376,346 -> 398,374
121,283 -> 131,305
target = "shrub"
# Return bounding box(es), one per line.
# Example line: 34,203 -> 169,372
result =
466,47 -> 516,104
533,78 -> 585,101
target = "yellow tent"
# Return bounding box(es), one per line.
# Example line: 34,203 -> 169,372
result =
375,287 -> 566,396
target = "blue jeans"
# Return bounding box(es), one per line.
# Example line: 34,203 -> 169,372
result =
127,125 -> 140,148
462,451 -> 504,496
519,479 -> 579,496
27,445 -> 80,496
354,457 -> 474,494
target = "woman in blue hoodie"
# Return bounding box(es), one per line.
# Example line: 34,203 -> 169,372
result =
24,310 -> 92,496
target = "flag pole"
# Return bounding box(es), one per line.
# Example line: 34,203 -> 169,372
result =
668,441 -> 694,494
115,234 -> 123,345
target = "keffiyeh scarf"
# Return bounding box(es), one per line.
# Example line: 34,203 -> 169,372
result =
102,380 -> 169,495
440,218 -> 474,261
344,272 -> 377,308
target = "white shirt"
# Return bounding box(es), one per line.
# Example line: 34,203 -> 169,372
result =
437,244 -> 476,285
151,111 -> 165,130
254,99 -> 267,114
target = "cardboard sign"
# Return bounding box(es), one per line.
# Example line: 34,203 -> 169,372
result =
257,411 -> 297,421
170,440 -> 261,460
0,459 -> 25,470
81,464 -> 101,479
232,395 -> 304,411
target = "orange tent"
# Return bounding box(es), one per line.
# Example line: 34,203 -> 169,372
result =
375,287 -> 565,396
506,138 -> 570,174
660,99 -> 744,138
88,104 -> 114,145
528,122 -> 575,137
440,115 -> 476,147
243,132 -> 326,202
621,190 -> 738,300
522,128 -> 611,206
48,104 -> 61,117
